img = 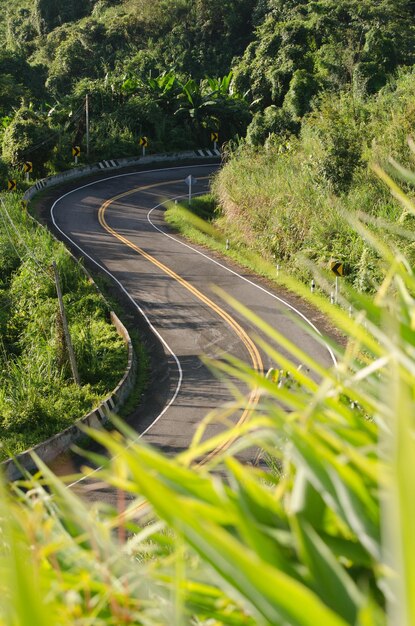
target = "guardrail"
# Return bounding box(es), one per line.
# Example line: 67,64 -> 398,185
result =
2,313 -> 135,481
4,149 -> 221,479
23,148 -> 221,201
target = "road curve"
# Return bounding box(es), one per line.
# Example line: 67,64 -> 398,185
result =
48,163 -> 335,498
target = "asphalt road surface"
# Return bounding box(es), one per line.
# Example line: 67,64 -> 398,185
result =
47,162 -> 336,504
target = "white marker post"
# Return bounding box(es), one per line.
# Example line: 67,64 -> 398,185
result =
185,175 -> 197,205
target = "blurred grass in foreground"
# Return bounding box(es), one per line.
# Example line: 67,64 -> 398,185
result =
0,160 -> 415,625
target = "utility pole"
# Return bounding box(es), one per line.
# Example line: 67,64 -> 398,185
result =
86,94 -> 90,160
52,262 -> 80,386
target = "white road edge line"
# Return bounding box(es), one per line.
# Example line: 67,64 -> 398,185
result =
147,194 -> 338,367
50,164 -> 213,487
48,162 -> 336,488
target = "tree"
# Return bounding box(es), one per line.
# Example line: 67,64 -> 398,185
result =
0,51 -> 46,115
33,0 -> 95,35
232,0 -> 415,131
2,106 -> 56,172
283,69 -> 318,119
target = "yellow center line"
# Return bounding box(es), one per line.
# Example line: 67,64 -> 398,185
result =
98,178 -> 263,464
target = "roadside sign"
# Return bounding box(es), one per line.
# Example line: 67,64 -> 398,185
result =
23,161 -> 33,173
330,261 -> 344,277
330,260 -> 345,305
7,180 -> 16,191
211,131 -> 219,143
72,145 -> 81,158
185,175 -> 198,204
139,136 -> 148,156
185,175 -> 197,186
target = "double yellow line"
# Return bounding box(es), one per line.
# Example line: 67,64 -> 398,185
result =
98,179 -> 263,459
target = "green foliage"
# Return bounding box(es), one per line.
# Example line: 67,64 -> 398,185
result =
0,195 -> 127,460
45,20 -> 110,95
33,0 -> 96,35
305,92 -> 365,193
283,69 -> 319,120
1,167 -> 415,624
0,51 -> 46,117
0,159 -> 9,191
210,68 -> 415,291
233,0 -> 415,137
247,105 -> 297,145
2,0 -> 415,167
2,107 -> 55,171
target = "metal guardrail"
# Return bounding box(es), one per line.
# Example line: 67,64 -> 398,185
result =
23,148 -> 221,201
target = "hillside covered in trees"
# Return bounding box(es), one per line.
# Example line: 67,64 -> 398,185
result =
2,4 -> 415,625
2,0 -> 415,289
1,0 -> 415,179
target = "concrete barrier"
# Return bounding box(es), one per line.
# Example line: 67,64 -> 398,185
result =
2,313 -> 135,481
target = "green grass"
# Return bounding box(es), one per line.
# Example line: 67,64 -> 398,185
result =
0,194 -> 130,461
165,194 -> 294,285
0,161 -> 414,625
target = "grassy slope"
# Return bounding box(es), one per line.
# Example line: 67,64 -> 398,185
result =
0,193 -> 130,461
207,71 -> 415,296
2,170 -> 415,625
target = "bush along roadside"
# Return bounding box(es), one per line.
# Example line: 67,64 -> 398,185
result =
0,192 -> 128,462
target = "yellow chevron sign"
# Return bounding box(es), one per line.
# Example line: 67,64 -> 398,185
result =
330,261 -> 345,277
211,131 -> 219,142
139,136 -> 148,147
7,179 -> 17,191
72,145 -> 81,157
23,161 -> 33,173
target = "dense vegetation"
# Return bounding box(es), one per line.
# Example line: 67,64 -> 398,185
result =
209,69 -> 415,292
0,0 -> 414,289
1,0 -> 414,183
0,194 -> 127,460
0,0 -> 257,177
1,169 -> 415,625
0,2 -> 414,625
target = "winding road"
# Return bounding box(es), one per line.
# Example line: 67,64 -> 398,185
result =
47,162 -> 335,501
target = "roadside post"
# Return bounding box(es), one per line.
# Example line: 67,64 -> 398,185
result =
139,136 -> 148,156
185,174 -> 198,205
72,145 -> 81,164
330,260 -> 345,304
211,131 -> 219,151
52,261 -> 80,386
85,94 -> 90,159
23,161 -> 33,183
